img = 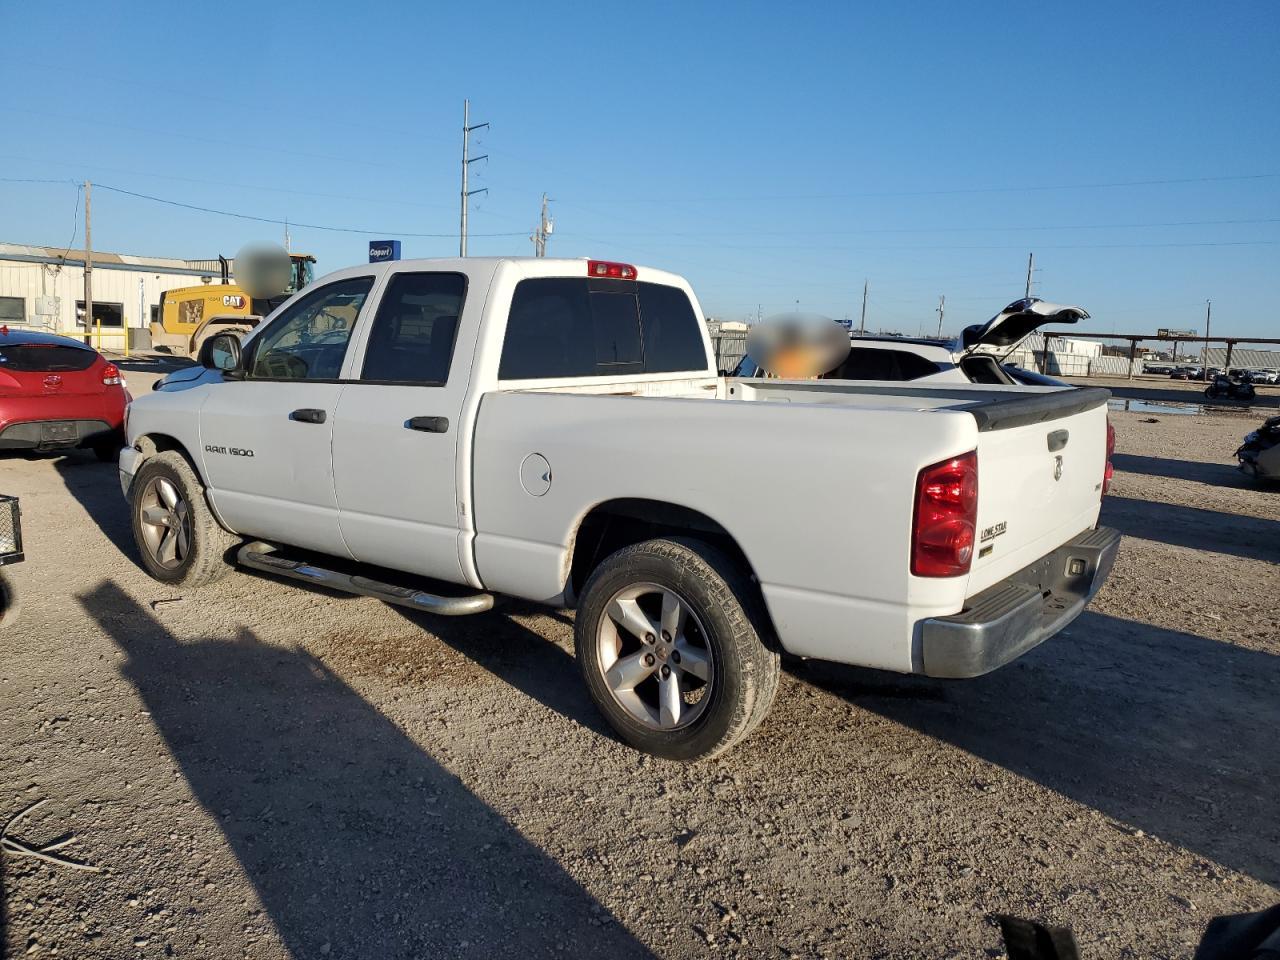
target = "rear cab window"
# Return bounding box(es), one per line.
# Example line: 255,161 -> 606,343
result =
499,278 -> 707,380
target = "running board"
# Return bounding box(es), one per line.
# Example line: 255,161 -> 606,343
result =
237,541 -> 494,616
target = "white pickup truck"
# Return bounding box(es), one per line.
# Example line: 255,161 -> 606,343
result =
120,257 -> 1119,760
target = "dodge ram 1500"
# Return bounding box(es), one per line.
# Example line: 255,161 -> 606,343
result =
120,257 -> 1119,759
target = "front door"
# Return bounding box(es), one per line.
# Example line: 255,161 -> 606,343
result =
332,270 -> 471,582
200,275 -> 376,556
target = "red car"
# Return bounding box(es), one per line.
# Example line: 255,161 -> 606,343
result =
0,327 -> 130,460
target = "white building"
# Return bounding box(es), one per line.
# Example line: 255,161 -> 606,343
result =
0,242 -> 230,352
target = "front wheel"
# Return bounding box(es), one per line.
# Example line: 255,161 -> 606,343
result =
575,537 -> 780,761
1205,387 -> 1218,399
1239,385 -> 1256,401
129,451 -> 237,587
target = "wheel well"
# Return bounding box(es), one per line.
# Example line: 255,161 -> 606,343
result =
136,433 -> 204,481
568,499 -> 759,603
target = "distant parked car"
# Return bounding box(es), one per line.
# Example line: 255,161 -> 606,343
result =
734,298 -> 1083,387
0,328 -> 130,460
1239,368 -> 1278,384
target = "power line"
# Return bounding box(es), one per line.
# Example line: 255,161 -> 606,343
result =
0,156 -> 457,209
555,172 -> 1280,205
90,183 -> 524,238
549,215 -> 1280,238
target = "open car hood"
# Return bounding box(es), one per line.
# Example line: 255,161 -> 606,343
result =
959,297 -> 1089,352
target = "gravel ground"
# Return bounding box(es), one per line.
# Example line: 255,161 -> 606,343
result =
1,366 -> 1276,958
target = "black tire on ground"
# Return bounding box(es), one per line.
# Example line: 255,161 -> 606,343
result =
129,450 -> 238,588
574,537 -> 781,762
1204,387 -> 1217,399
1240,386 -> 1256,401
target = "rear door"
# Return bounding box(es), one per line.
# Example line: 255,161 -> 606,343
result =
331,269 -> 471,582
199,275 -> 375,556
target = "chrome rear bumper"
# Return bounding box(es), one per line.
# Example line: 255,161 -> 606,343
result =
919,526 -> 1121,678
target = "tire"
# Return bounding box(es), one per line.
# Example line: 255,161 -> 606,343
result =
575,537 -> 781,762
1204,387 -> 1217,399
129,450 -> 238,588
1240,385 -> 1256,402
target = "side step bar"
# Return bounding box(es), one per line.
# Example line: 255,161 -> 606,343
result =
237,541 -> 495,616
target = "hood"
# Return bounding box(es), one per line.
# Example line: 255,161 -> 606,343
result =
959,297 -> 1089,352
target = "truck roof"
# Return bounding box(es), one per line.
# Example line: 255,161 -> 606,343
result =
313,257 -> 690,290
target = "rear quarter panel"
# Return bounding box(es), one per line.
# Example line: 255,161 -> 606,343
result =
470,390 -> 980,672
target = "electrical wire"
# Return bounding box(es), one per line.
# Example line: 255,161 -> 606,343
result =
554,172 -> 1280,205
91,183 -> 526,238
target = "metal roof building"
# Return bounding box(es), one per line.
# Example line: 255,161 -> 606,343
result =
0,241 -> 230,350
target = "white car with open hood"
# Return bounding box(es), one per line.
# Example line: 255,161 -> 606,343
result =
119,258 -> 1119,760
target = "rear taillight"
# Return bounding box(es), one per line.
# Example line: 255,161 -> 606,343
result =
102,363 -> 121,386
1102,418 -> 1116,496
911,451 -> 979,578
587,260 -> 636,280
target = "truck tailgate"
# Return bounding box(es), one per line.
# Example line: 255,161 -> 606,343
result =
966,389 -> 1109,595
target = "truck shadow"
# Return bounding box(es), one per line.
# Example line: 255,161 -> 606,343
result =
1100,495 -> 1279,563
1110,453 -> 1253,490
80,581 -> 652,959
794,611 -> 1280,885
52,452 -> 140,563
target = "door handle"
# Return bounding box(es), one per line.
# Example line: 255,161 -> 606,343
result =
289,408 -> 327,424
406,416 -> 449,433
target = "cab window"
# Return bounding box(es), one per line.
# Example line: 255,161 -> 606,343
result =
499,278 -> 706,380
360,272 -> 467,385
247,277 -> 374,381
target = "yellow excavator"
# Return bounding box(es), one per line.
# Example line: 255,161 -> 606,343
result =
149,253 -> 316,356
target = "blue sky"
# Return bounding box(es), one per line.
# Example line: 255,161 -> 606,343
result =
2,0 -> 1277,338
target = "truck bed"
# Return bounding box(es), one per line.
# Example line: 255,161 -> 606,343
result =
469,378 -> 1109,672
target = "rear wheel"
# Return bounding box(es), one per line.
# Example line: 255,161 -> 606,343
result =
129,451 -> 237,587
575,537 -> 780,761
1204,386 -> 1218,399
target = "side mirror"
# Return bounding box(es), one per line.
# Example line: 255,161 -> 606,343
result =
199,332 -> 244,377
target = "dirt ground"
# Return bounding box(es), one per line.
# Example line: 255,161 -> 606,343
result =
1,363 -> 1277,959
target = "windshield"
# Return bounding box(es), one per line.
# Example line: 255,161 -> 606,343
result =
289,258 -> 316,293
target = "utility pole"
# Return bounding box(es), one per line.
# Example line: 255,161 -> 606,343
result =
83,181 -> 93,341
935,295 -> 945,338
531,193 -> 553,257
858,279 -> 868,337
1025,252 -> 1034,299
1203,299 -> 1212,378
459,99 -> 489,257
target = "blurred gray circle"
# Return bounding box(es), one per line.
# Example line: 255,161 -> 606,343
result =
234,244 -> 292,299
746,313 -> 850,378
